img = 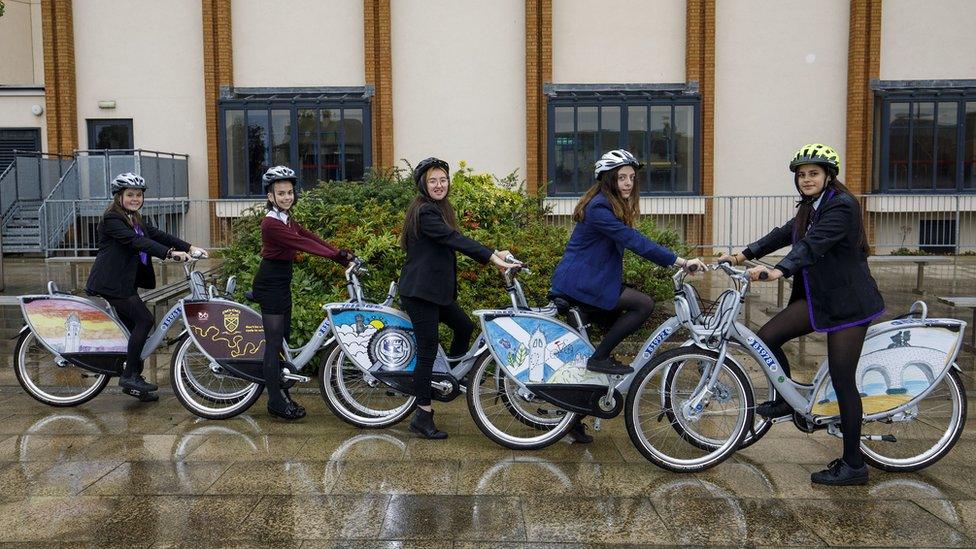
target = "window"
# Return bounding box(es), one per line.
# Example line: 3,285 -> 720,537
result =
86,119 -> 134,150
873,83 -> 976,193
919,219 -> 956,254
546,85 -> 700,196
0,128 -> 41,172
219,88 -> 371,197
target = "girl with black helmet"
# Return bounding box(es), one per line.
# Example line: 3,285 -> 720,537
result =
549,149 -> 704,442
719,143 -> 885,486
86,173 -> 207,401
252,165 -> 355,420
398,157 -> 521,439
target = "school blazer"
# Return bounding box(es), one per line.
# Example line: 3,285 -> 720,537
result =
398,203 -> 494,306
744,189 -> 885,332
550,192 -> 677,310
86,212 -> 190,298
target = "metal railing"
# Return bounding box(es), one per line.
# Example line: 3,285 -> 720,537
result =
0,151 -> 73,226
545,193 -> 976,254
73,149 -> 189,199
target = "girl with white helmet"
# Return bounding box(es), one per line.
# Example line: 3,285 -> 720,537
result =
251,165 -> 355,420
549,150 -> 705,442
86,173 -> 208,401
720,143 -> 885,485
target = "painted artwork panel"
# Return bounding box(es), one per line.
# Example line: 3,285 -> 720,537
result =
22,298 -> 127,353
811,324 -> 959,416
184,301 -> 266,360
330,309 -> 419,372
482,315 -> 608,385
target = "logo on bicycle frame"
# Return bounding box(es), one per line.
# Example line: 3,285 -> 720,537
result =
642,327 -> 672,358
747,337 -> 778,372
223,309 -> 240,332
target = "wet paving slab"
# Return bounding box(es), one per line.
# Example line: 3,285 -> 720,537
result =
0,392 -> 965,545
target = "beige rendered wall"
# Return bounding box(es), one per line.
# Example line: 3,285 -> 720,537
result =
73,0 -> 209,199
0,0 -> 44,85
552,0 -> 685,83
232,0 -> 365,87
0,93 -> 47,146
391,0 -> 526,181
880,0 -> 976,80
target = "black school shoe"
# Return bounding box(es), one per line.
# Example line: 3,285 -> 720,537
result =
756,399 -> 794,419
811,458 -> 869,486
268,400 -> 306,420
409,408 -> 448,439
568,419 -> 593,444
586,356 -> 634,376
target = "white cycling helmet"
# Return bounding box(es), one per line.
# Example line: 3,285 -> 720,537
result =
110,173 -> 147,195
262,165 -> 298,193
593,149 -> 644,180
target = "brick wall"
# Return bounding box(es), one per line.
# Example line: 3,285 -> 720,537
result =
364,0 -> 394,170
525,0 -> 552,196
686,0 -> 715,254
41,0 -> 78,155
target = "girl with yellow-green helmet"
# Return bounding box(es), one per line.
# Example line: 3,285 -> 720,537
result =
720,143 -> 885,486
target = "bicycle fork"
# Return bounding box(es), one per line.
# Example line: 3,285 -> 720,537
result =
680,340 -> 730,421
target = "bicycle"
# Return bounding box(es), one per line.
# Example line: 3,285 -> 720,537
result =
14,254 -> 214,406
317,258 -> 576,449
625,261 -> 968,472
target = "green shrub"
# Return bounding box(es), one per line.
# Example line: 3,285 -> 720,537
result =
218,164 -> 689,352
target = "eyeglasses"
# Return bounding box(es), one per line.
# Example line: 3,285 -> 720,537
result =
427,178 -> 449,187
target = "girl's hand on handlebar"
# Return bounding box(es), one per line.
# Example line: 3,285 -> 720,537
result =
683,258 -> 707,274
490,253 -> 522,272
189,246 -> 209,259
169,250 -> 192,262
747,265 -> 783,281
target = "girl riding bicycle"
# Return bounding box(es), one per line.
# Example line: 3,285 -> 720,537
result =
398,157 -> 520,439
719,143 -> 885,485
86,173 -> 207,401
252,166 -> 355,420
549,149 -> 705,441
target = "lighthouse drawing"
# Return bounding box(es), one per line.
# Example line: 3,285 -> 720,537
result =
64,313 -> 81,353
528,327 -> 547,382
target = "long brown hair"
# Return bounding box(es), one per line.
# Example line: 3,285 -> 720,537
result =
794,174 -> 869,254
400,168 -> 459,250
572,166 -> 641,226
102,192 -> 143,229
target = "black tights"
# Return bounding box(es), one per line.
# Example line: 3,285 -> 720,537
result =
261,309 -> 292,408
106,294 -> 155,378
589,287 -> 655,360
758,299 -> 868,468
400,296 -> 475,407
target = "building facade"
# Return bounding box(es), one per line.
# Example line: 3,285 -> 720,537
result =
1,0 -> 974,252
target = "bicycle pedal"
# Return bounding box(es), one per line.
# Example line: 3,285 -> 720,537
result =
281,372 -> 310,383
592,418 -> 602,431
122,387 -> 159,402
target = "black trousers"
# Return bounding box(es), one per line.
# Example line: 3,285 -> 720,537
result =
399,295 -> 475,406
105,294 -> 155,378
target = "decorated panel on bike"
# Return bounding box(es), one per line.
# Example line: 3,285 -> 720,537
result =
810,319 -> 964,416
328,305 -> 420,373
20,296 -> 127,354
481,313 -> 608,385
183,300 -> 266,360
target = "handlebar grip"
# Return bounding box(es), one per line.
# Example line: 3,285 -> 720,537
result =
758,271 -> 769,280
686,262 -> 699,273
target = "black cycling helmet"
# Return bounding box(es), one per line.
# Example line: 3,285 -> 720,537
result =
413,157 -> 450,199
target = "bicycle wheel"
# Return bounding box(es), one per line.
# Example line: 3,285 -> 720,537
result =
861,368 -> 967,472
626,347 -> 752,473
466,351 -> 577,450
663,342 -> 774,450
318,342 -> 416,428
13,330 -> 109,407
170,333 -> 263,419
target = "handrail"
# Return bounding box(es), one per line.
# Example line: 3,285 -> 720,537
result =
75,148 -> 190,159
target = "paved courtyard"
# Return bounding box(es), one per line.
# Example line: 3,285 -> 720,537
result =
0,256 -> 973,545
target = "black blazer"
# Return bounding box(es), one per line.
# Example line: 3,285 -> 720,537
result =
398,203 -> 494,306
744,189 -> 885,332
86,212 -> 190,298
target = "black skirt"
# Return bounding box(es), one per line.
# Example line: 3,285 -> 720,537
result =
251,258 -> 293,314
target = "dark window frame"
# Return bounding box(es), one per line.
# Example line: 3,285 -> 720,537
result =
545,84 -> 701,197
86,118 -> 134,150
873,81 -> 976,193
218,87 -> 372,198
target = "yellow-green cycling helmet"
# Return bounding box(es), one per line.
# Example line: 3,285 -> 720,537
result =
789,143 -> 841,175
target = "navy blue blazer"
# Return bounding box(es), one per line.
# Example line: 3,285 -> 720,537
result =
743,189 -> 885,332
550,192 -> 677,310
